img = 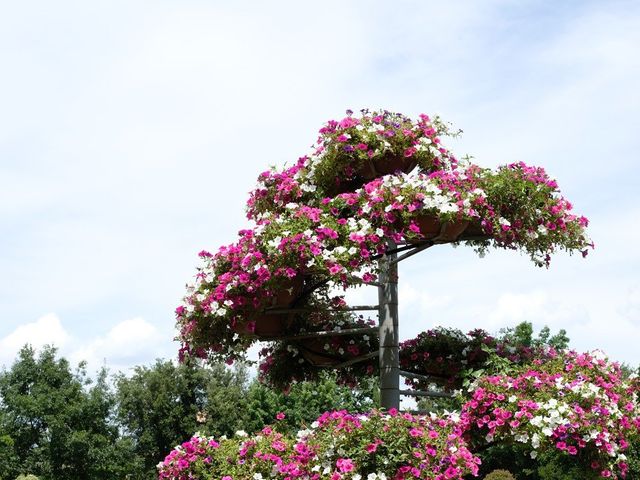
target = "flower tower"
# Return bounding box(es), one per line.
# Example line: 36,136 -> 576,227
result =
175,109 -> 592,410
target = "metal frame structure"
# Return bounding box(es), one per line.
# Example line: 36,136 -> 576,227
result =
265,232 -> 494,409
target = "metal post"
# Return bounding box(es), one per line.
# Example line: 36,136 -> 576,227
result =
378,239 -> 400,410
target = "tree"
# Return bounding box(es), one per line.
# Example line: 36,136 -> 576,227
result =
498,321 -> 570,351
115,359 -> 255,478
243,371 -> 376,434
0,428 -> 18,480
0,345 -> 130,480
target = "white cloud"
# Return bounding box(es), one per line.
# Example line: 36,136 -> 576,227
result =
0,314 -> 173,373
0,313 -> 70,368
400,283 -> 453,312
69,317 -> 170,373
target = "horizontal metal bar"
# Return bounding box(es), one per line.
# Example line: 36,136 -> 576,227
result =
332,351 -> 379,369
269,327 -> 379,341
391,242 -> 434,265
334,305 -> 379,311
403,410 -> 432,416
399,370 -> 436,382
399,389 -> 452,398
350,279 -> 383,288
370,242 -> 416,261
264,305 -> 379,314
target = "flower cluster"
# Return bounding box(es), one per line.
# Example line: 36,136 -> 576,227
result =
158,410 -> 481,479
399,327 -> 559,391
460,351 -> 640,479
302,109 -> 459,197
259,325 -> 562,393
177,109 -> 592,363
258,303 -> 378,390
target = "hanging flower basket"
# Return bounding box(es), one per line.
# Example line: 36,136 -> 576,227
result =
297,338 -> 345,366
461,220 -> 488,238
232,276 -> 304,339
358,154 -> 418,180
413,215 -> 469,243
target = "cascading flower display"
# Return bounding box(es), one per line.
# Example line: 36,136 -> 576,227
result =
176,108 -> 591,366
258,303 -> 379,390
165,109 -> 628,479
460,351 -> 640,479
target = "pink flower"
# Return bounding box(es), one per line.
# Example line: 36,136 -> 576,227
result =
336,458 -> 354,473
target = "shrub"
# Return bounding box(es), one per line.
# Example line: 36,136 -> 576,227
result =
484,470 -> 515,480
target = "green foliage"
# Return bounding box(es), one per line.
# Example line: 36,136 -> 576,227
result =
242,371 -> 376,434
534,449 -> 600,480
484,470 -> 515,480
15,476 -> 39,480
273,372 -> 376,432
0,431 -> 18,480
624,434 -> 640,480
0,345 -> 131,480
114,359 -> 378,476
115,359 -> 236,478
498,321 -> 569,351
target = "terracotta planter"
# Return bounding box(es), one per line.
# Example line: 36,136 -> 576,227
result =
412,215 -> 469,243
359,155 -> 417,180
233,276 -> 304,339
298,338 -> 344,366
324,177 -> 364,197
462,220 -> 488,238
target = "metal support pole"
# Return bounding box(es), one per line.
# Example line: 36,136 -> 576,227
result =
378,239 -> 400,410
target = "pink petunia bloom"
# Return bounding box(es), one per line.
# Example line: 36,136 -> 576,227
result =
336,458 -> 355,473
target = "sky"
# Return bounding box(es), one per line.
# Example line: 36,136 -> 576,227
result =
1,0 -> 639,374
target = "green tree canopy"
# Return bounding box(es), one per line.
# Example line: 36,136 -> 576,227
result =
0,345 -> 130,480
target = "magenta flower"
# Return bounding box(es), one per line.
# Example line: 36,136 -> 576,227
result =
336,458 -> 355,473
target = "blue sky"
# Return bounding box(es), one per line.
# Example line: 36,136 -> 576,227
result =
1,0 -> 639,373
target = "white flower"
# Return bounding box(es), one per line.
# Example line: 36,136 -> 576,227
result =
268,237 -> 282,249
531,433 -> 540,448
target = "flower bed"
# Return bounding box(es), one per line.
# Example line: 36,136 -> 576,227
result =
158,409 -> 480,479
